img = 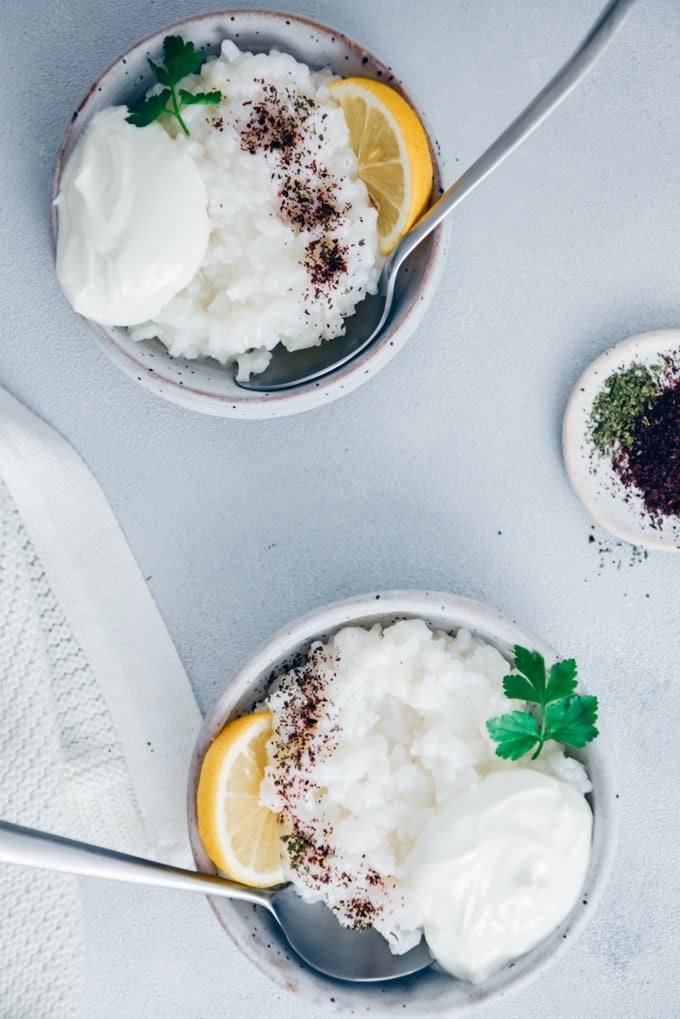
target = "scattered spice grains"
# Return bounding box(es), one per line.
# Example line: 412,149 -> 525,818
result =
263,644 -> 387,930
588,354 -> 680,528
587,526 -> 649,574
236,81 -> 351,303
239,83 -> 308,159
304,237 -> 349,298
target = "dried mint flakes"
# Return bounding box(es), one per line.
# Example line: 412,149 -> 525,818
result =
589,362 -> 662,457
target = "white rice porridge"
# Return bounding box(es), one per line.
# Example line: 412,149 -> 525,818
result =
128,41 -> 382,378
260,618 -> 592,957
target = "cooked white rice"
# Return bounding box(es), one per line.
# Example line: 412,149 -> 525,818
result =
260,618 -> 591,954
128,41 -> 382,378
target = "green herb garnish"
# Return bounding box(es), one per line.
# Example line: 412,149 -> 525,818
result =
589,362 -> 662,458
486,645 -> 599,761
126,35 -> 222,136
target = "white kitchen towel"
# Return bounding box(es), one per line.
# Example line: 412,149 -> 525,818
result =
0,384 -> 202,1018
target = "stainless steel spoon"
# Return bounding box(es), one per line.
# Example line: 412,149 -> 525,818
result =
0,819 -> 432,982
237,0 -> 637,392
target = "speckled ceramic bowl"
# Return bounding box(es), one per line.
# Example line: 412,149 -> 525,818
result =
187,590 -> 619,1016
52,11 -> 449,419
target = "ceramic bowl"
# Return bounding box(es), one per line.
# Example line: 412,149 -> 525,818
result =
187,590 -> 619,1016
52,11 -> 449,419
563,329 -> 680,551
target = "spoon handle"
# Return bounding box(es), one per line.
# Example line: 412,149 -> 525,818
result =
389,0 -> 638,271
0,818 -> 274,906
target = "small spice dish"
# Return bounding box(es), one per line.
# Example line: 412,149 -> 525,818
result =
563,329 -> 680,551
187,590 -> 619,1016
51,10 -> 448,419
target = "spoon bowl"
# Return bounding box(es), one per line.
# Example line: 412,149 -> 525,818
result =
237,0 -> 638,392
0,819 -> 432,982
272,887 -> 432,981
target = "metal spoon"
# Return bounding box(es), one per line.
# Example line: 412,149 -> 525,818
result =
0,819 -> 432,982
237,0 -> 637,392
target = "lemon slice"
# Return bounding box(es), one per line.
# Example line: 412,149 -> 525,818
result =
196,711 -> 284,888
330,77 -> 433,254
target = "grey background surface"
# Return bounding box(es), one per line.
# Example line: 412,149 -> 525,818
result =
1,1 -> 679,1016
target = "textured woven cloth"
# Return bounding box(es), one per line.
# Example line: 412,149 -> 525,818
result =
0,385 -> 201,1018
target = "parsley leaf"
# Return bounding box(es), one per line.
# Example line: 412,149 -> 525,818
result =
126,35 -> 222,136
545,658 -> 578,703
502,671 -> 541,704
485,711 -> 540,760
486,645 -> 599,761
125,89 -> 172,128
179,89 -> 223,108
162,35 -> 205,82
512,646 -> 546,692
546,695 -> 599,748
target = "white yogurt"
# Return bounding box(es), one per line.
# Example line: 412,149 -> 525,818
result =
55,106 -> 209,326
408,767 -> 593,983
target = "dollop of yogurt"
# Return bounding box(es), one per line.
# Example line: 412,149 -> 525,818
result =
55,106 -> 209,326
408,767 -> 593,983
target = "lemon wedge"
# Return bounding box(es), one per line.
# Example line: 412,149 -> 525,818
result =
196,711 -> 284,888
330,77 -> 433,254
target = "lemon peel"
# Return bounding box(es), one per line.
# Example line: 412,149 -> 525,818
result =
196,711 -> 283,888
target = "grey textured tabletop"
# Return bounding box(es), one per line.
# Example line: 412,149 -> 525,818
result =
1,1 -> 679,1017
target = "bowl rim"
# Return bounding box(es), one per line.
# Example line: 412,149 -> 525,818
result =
52,10 -> 450,419
187,589 -> 620,1015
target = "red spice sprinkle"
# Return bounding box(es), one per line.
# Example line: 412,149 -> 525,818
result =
619,371 -> 680,525
595,353 -> 680,529
304,237 -> 349,298
239,84 -> 313,161
232,77 -> 351,304
266,642 -> 387,929
278,175 -> 344,233
340,897 -> 378,927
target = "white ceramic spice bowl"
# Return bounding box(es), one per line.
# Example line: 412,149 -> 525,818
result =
563,329 -> 680,551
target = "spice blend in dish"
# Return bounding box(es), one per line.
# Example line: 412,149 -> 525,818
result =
56,38 -> 389,380
589,354 -> 680,526
257,619 -> 594,981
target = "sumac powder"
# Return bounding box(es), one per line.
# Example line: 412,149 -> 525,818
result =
619,374 -> 680,522
589,355 -> 680,526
